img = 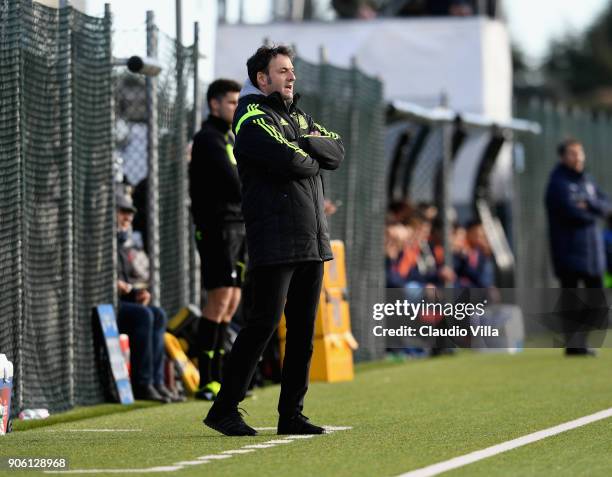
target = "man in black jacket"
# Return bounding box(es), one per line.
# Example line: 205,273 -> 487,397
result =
545,138 -> 611,355
189,79 -> 244,400
204,45 -> 344,436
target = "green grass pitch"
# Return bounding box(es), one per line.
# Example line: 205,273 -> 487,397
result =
3,349 -> 612,476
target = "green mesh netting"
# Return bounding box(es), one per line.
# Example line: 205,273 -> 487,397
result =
295,57 -> 386,360
0,0 -> 113,413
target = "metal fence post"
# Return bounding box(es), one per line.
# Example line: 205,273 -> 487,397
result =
346,56 -> 360,257
175,0 -> 189,308
146,11 -> 161,306
57,2 -> 76,409
105,2 -> 117,312
440,93 -> 453,283
190,21 -> 201,307
10,0 -> 25,412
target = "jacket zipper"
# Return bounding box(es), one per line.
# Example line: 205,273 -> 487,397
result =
276,99 -> 324,260
309,176 -> 323,260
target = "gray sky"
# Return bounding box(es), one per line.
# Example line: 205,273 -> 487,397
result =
86,0 -> 218,81
504,0 -> 608,63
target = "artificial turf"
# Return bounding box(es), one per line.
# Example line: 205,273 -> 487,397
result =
2,349 -> 611,477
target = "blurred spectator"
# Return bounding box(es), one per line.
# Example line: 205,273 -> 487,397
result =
430,220 -> 466,286
388,200 -> 415,225
457,219 -> 494,288
545,138 -> 611,355
332,0 -> 497,18
416,201 -> 438,222
448,0 -> 473,16
332,0 -> 378,19
385,208 -> 449,288
425,0 -> 473,16
116,192 -> 181,403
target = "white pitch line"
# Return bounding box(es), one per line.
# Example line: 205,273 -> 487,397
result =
46,466 -> 183,474
44,424 -> 352,475
45,429 -> 143,432
325,426 -> 353,432
397,407 -> 612,477
253,426 -> 277,431
242,444 -> 278,449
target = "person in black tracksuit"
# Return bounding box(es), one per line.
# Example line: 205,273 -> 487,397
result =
189,79 -> 244,399
204,45 -> 344,436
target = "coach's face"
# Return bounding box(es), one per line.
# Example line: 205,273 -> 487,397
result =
563,143 -> 586,173
259,54 -> 296,100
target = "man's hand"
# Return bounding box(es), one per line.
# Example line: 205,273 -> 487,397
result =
117,280 -> 132,296
135,289 -> 151,306
324,199 -> 337,216
297,130 -> 344,171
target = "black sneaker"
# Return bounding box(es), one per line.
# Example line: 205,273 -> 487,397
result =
277,413 -> 325,435
565,347 -> 597,357
203,407 -> 258,436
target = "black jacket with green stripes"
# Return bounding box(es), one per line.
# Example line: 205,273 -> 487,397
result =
189,115 -> 243,227
232,82 -> 344,269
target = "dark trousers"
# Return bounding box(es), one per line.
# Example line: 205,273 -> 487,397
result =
117,301 -> 167,387
557,271 -> 603,350
215,261 -> 324,417
558,272 -> 603,289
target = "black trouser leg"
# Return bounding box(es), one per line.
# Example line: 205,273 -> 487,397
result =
278,261 -> 324,417
558,272 -> 582,349
583,275 -> 604,288
213,264 -> 294,411
558,273 -> 578,289
558,272 -> 603,350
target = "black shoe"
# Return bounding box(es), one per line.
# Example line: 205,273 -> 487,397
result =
277,413 -> 325,435
154,383 -> 186,403
133,384 -> 171,403
565,347 -> 597,357
203,407 -> 258,436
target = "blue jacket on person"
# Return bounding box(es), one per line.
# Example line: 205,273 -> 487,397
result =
545,163 -> 611,277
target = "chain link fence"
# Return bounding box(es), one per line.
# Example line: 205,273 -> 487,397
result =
294,57 -> 387,361
0,0 -> 113,413
0,2 -> 198,414
514,99 -> 612,289
157,32 -> 194,315
114,25 -> 197,318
